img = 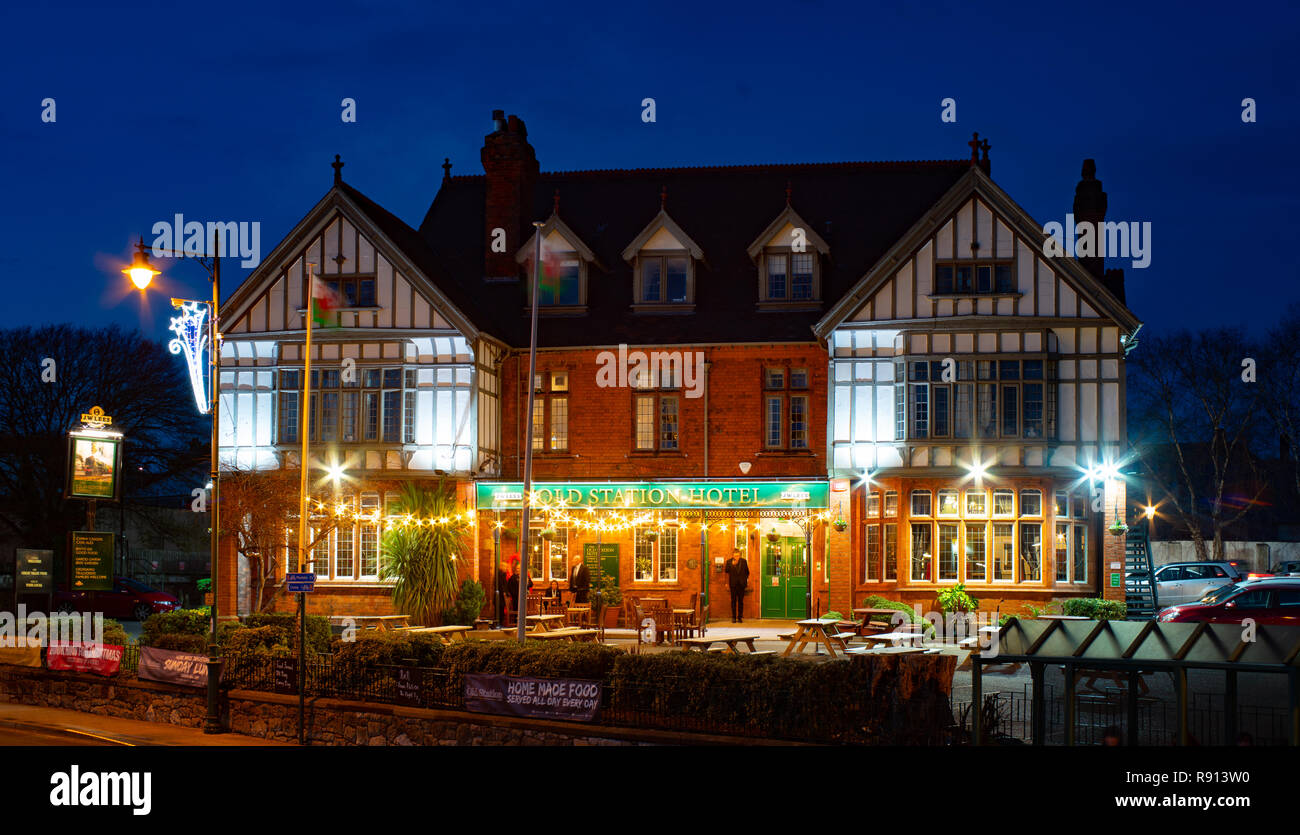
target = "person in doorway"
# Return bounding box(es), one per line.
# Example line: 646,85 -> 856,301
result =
494,560 -> 510,625
570,555 -> 590,604
724,548 -> 750,623
504,554 -> 530,626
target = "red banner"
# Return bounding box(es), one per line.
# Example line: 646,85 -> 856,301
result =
46,643 -> 123,676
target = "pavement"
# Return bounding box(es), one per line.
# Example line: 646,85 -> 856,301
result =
0,704 -> 294,746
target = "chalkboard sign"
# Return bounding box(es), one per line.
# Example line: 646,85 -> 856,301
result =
16,549 -> 53,594
582,543 -> 619,585
69,531 -> 113,591
396,666 -> 421,706
273,657 -> 297,695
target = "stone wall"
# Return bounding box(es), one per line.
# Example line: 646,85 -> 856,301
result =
0,664 -> 798,747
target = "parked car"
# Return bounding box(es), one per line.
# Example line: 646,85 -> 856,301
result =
1270,560 -> 1300,576
1157,577 -> 1300,625
54,576 -> 181,621
1145,561 -> 1248,606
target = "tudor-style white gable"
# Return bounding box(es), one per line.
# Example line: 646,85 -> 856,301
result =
747,204 -> 830,308
816,167 -> 1141,478
217,186 -> 502,478
621,207 -> 705,310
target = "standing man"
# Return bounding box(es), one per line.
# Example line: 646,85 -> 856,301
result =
494,559 -> 510,626
724,547 -> 750,623
570,554 -> 590,605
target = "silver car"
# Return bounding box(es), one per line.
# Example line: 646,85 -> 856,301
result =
1150,561 -> 1245,606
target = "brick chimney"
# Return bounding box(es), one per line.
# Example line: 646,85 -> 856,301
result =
1073,159 -> 1125,302
481,110 -> 539,281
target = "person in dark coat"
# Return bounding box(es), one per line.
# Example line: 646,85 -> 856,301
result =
494,560 -> 509,625
570,555 -> 591,604
504,553 -> 530,625
724,548 -> 750,623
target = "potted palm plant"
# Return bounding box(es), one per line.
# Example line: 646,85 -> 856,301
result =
380,480 -> 468,626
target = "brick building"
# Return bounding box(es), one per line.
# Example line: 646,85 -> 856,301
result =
214,111 -> 1140,623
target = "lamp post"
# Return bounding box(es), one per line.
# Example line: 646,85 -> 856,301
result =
123,235 -> 224,734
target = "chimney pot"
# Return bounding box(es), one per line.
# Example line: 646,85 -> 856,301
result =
492,109 -> 506,132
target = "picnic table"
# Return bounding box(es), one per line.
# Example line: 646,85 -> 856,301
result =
398,625 -> 473,644
1035,614 -> 1089,621
847,645 -> 930,656
782,619 -> 856,658
525,614 -> 566,633
528,627 -> 599,643
857,630 -> 927,648
328,614 -> 410,632
679,635 -> 764,655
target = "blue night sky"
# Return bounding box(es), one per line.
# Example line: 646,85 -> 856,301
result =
2,0 -> 1296,340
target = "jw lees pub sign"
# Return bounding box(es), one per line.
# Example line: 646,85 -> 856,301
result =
476,481 -> 829,510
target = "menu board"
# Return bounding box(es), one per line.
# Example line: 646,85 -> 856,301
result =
69,532 -> 113,591
16,549 -> 53,594
273,657 -> 297,694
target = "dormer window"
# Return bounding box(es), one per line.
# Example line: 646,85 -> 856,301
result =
622,204 -> 705,312
538,256 -> 581,306
747,203 -> 829,309
764,251 -> 816,301
516,215 -> 600,313
637,254 -> 691,305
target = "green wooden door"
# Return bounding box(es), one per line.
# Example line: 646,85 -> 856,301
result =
760,537 -> 808,618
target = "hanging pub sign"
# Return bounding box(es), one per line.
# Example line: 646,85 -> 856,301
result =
65,409 -> 123,501
477,481 -> 830,511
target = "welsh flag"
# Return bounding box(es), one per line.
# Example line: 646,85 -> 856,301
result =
532,240 -> 567,305
310,277 -> 344,329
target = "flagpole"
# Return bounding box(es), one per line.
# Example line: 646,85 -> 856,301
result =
298,264 -> 314,574
518,222 -> 543,643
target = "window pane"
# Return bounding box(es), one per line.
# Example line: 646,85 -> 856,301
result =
279,391 -> 299,443
1001,385 -> 1018,436
321,392 -> 339,442
965,524 -> 986,581
977,384 -> 997,438
995,265 -> 1014,293
1055,523 -> 1069,582
556,261 -> 580,306
791,253 -> 813,300
932,385 -> 949,437
550,397 -> 569,450
935,265 -> 953,294
382,390 -> 401,442
910,384 -> 928,438
336,516 -> 354,578
1073,524 -> 1087,583
1020,490 -> 1042,516
790,396 -> 808,449
866,492 -> 880,516
634,529 -> 654,580
363,392 -> 379,440
1024,383 -> 1043,438
865,525 -> 880,581
1023,360 -> 1043,380
659,397 -> 679,450
1055,491 -> 1069,518
635,396 -> 655,450
532,400 -> 545,451
767,254 -> 787,299
659,526 -> 677,581
311,526 -> 330,579
884,525 -> 898,580
341,391 -> 358,442
358,279 -> 376,307
993,490 -> 1015,516
965,490 -> 987,516
910,490 -> 931,517
765,367 -> 785,389
789,368 -> 809,389
884,491 -> 899,517
993,523 -> 1014,581
1019,523 -> 1042,582
359,493 -> 380,578
910,524 -> 932,581
551,371 -> 568,392
321,369 -> 340,389
938,523 -> 959,581
765,396 -> 782,447
641,259 -> 661,302
666,257 -> 688,303
548,528 -> 569,582
975,266 -> 990,293
910,361 -> 929,381
954,383 -> 972,438
937,489 -> 959,515
403,391 -> 415,444
958,266 -> 974,293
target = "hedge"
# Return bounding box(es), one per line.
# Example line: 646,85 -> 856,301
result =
1060,598 -> 1127,620
859,595 -> 935,634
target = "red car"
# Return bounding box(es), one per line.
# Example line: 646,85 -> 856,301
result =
55,576 -> 181,621
1157,577 -> 1300,625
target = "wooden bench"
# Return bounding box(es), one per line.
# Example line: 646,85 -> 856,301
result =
680,635 -> 761,654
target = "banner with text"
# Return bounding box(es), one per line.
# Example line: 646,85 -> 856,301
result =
138,646 -> 208,687
0,637 -> 42,668
46,643 -> 123,676
464,674 -> 601,722
477,481 -> 828,510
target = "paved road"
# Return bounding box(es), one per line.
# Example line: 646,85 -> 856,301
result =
0,726 -> 116,746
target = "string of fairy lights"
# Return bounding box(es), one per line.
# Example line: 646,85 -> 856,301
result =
299,495 -> 841,533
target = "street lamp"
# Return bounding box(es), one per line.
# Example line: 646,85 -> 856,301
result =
123,233 -> 224,734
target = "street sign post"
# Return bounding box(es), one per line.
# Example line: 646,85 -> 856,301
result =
286,572 -> 316,593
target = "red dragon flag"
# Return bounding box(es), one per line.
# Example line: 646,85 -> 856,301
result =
310,276 -> 344,328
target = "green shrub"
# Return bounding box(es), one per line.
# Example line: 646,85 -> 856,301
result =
442,579 -> 487,626
858,595 -> 934,634
819,611 -> 844,622
140,608 -> 210,647
101,618 -> 130,647
937,583 -> 980,613
330,632 -> 448,668
439,641 -> 624,681
243,612 -> 331,653
1061,598 -> 1127,620
225,625 -> 292,655
149,633 -> 208,653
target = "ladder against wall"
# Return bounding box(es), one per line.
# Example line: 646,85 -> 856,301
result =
1124,523 -> 1159,620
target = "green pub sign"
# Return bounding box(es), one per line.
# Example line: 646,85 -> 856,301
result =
69,531 -> 114,591
477,481 -> 829,510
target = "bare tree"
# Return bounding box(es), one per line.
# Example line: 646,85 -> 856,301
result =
219,468 -> 341,613
1128,327 -> 1268,561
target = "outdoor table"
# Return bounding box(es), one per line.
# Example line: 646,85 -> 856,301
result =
1035,615 -> 1089,621
679,635 -> 761,654
525,614 -> 565,633
847,645 -> 928,656
529,628 -> 599,642
401,625 -> 473,644
858,631 -> 926,648
781,619 -> 852,658
329,614 -> 410,632
851,607 -> 901,634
